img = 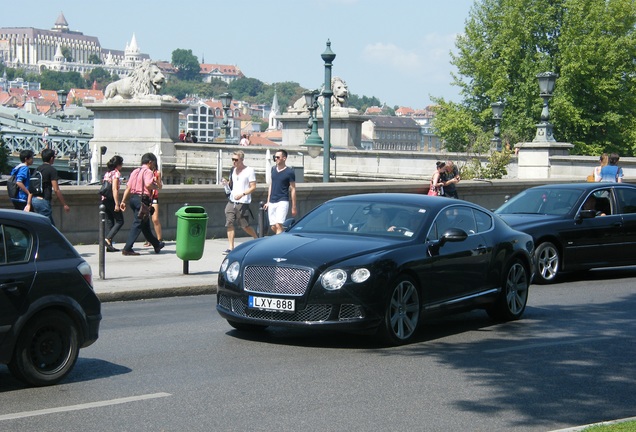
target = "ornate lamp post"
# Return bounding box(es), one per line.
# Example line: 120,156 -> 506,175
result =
490,101 -> 505,152
219,92 -> 233,143
57,89 -> 68,121
302,90 -> 323,158
302,40 -> 336,182
533,71 -> 558,142
320,40 -> 335,183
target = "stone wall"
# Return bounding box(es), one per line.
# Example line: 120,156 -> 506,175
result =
0,179 -> 584,245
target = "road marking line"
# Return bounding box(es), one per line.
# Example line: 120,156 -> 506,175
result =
484,336 -> 609,354
0,392 -> 171,421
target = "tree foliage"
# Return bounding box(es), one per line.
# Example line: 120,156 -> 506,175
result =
0,136 -> 10,175
87,54 -> 102,64
171,49 -> 201,81
435,0 -> 636,156
61,46 -> 73,62
86,67 -> 116,90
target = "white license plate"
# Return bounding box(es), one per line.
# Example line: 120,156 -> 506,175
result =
248,296 -> 295,312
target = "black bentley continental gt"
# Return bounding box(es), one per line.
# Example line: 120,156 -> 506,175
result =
496,182 -> 636,284
217,193 -> 534,345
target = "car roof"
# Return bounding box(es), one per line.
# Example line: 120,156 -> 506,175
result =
0,209 -> 52,226
327,193 -> 483,211
526,182 -> 636,191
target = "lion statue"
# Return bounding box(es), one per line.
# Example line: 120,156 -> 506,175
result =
104,61 -> 172,101
288,76 -> 358,114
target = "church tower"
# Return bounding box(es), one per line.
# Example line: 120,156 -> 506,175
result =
268,87 -> 281,130
124,34 -> 141,68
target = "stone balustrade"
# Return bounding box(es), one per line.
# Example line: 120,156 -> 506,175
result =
0,178 -> 588,245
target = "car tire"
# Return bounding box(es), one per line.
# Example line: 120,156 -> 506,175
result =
534,241 -> 560,284
377,275 -> 420,345
487,259 -> 529,321
8,310 -> 79,387
227,320 -> 268,332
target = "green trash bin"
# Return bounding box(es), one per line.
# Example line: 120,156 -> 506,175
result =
175,206 -> 208,266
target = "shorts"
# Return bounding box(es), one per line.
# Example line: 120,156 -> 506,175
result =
267,201 -> 289,225
225,202 -> 251,228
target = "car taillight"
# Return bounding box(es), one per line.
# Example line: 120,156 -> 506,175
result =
77,261 -> 93,289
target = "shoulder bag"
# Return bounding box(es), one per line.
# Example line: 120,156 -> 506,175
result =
136,168 -> 152,221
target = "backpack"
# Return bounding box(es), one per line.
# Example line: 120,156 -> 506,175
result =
29,168 -> 44,196
7,174 -> 19,199
7,164 -> 26,200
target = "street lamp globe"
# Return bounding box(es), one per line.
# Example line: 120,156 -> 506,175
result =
57,89 -> 68,110
219,92 -> 232,110
537,71 -> 558,96
491,101 -> 505,120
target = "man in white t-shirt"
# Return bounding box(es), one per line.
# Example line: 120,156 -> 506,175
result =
224,150 -> 258,253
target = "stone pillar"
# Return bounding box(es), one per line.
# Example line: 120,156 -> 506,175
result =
86,100 -> 187,171
516,141 -> 574,179
278,110 -> 368,149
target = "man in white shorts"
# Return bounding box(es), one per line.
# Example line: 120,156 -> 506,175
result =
264,149 -> 297,234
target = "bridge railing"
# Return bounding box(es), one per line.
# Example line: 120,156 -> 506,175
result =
1,130 -> 91,157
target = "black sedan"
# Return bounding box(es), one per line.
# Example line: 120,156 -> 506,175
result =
217,193 -> 534,345
495,182 -> 636,284
0,210 -> 101,386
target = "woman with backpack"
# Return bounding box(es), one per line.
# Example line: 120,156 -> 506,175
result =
598,153 -> 623,183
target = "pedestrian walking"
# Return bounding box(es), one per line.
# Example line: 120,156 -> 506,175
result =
224,150 -> 257,253
120,153 -> 165,255
102,155 -> 124,252
144,168 -> 163,247
9,149 -> 34,211
32,148 -> 70,225
264,149 -> 296,234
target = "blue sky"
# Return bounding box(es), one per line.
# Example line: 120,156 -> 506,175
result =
1,0 -> 476,109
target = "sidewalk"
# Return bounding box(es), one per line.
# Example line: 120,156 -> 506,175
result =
75,238 -> 241,302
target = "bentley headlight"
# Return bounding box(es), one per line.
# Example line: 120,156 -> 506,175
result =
351,268 -> 371,283
220,257 -> 229,272
321,269 -> 347,291
226,261 -> 240,283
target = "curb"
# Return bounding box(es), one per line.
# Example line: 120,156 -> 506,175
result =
97,285 -> 217,303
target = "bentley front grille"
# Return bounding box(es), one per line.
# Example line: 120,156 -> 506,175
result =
243,266 -> 312,296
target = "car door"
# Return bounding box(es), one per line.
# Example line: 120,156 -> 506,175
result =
613,186 -> 636,264
424,206 -> 491,303
0,223 -> 36,351
561,189 -> 624,268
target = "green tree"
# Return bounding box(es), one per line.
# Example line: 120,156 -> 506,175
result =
87,54 -> 102,64
87,67 -> 114,90
39,69 -> 86,90
0,136 -> 10,175
229,77 -> 264,99
436,0 -> 636,156
61,46 -> 73,62
171,49 -> 201,81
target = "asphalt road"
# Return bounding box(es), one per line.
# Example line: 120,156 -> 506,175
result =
1,268 -> 635,431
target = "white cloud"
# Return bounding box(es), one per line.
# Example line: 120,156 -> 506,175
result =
362,33 -> 458,80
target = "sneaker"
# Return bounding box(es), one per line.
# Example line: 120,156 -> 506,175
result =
122,249 -> 140,256
143,241 -> 151,247
223,249 -> 232,255
154,241 -> 165,254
